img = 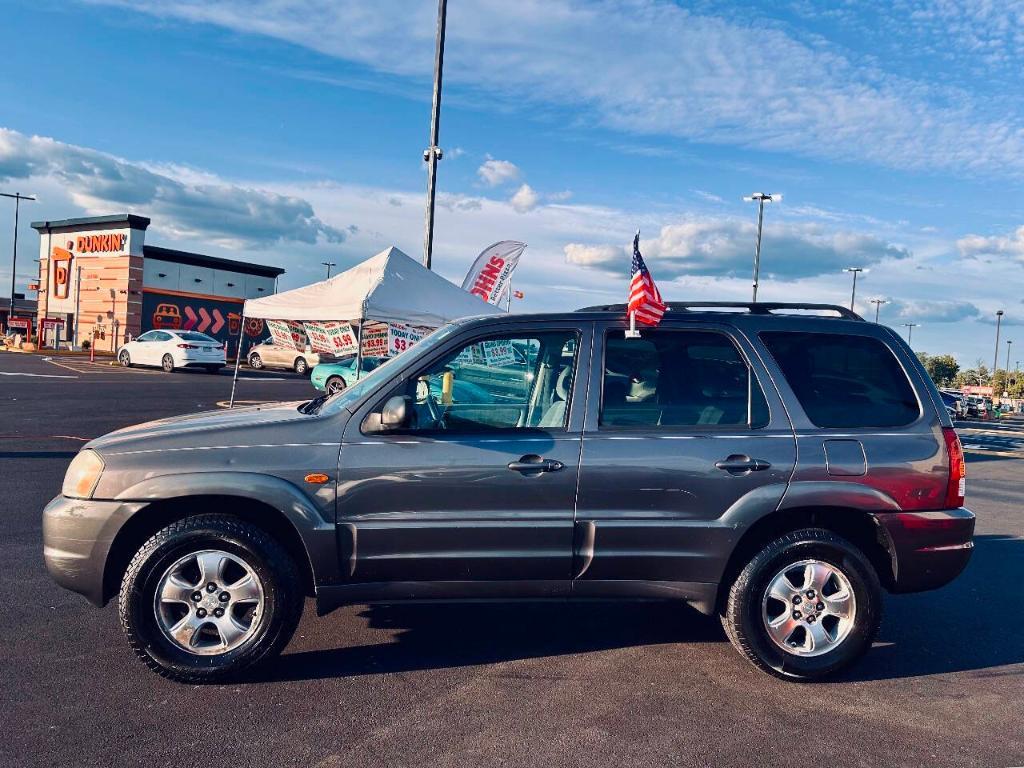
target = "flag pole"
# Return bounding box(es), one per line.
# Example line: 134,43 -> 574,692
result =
625,229 -> 641,339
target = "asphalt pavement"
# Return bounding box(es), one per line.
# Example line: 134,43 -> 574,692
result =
2,350 -> 1022,768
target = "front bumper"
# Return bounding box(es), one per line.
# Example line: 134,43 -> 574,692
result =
871,507 -> 975,593
42,495 -> 146,606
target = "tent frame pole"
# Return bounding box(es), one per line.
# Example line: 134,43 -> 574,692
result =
354,319 -> 365,381
229,314 -> 245,408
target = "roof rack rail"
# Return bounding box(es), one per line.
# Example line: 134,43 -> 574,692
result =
576,301 -> 864,321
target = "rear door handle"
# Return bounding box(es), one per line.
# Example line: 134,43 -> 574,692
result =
715,455 -> 771,474
508,455 -> 564,473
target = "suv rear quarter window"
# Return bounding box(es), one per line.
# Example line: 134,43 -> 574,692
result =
600,329 -> 770,429
760,331 -> 920,428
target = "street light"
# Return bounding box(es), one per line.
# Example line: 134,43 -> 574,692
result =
844,267 -> 866,311
321,261 -> 336,279
2,191 -> 36,322
1006,340 -> 1014,377
422,0 -> 448,270
869,297 -> 888,323
742,192 -> 781,302
993,309 -> 1004,379
902,322 -> 918,344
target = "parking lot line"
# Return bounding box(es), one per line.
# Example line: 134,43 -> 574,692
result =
0,371 -> 78,379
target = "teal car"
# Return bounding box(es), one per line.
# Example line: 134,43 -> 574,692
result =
310,356 -> 389,394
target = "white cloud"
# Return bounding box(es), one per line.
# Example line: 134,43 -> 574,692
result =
564,217 -> 910,280
564,243 -> 624,267
98,0 -> 1024,177
476,158 -> 520,187
0,128 -> 346,248
510,183 -> 539,213
957,226 -> 1024,261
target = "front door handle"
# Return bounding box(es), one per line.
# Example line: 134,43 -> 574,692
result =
715,454 -> 772,474
508,455 -> 564,473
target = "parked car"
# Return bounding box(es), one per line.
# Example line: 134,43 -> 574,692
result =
938,390 -> 965,419
44,302 -> 973,683
246,342 -> 331,375
117,329 -> 225,373
309,355 -> 390,394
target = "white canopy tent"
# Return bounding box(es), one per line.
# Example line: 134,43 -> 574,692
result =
229,246 -> 502,405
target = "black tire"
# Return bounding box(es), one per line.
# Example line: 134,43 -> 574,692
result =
248,352 -> 263,370
325,376 -> 346,395
118,350 -> 131,367
722,528 -> 881,681
161,354 -> 174,373
293,357 -> 309,376
118,514 -> 304,683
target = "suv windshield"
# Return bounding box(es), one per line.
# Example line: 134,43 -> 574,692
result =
315,322 -> 463,415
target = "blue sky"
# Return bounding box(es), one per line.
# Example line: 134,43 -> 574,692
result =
2,0 -> 1023,365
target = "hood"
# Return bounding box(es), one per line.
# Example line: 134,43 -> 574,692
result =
86,400 -> 315,453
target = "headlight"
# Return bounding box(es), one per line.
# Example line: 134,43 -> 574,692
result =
62,449 -> 105,499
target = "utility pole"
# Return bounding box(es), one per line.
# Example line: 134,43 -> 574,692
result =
2,192 -> 36,323
902,322 -> 918,344
321,261 -> 336,279
422,0 -> 448,270
869,298 -> 887,323
993,310 -> 1004,380
742,192 -> 781,302
1006,340 -> 1013,378
844,267 -> 866,311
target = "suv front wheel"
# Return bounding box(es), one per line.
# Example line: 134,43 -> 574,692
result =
722,528 -> 881,681
118,514 -> 304,683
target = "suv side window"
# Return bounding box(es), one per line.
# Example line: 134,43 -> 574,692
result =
760,331 -> 920,428
600,329 -> 769,429
398,331 -> 578,432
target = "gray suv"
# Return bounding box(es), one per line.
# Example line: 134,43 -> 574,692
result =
43,302 -> 974,682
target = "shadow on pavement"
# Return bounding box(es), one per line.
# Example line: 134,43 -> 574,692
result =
258,601 -> 718,683
844,533 -> 1024,681
258,534 -> 1022,685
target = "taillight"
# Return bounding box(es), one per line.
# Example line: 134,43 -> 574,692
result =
942,426 -> 966,508
177,343 -> 198,349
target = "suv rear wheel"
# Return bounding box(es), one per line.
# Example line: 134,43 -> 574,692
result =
118,514 -> 304,683
722,528 -> 881,681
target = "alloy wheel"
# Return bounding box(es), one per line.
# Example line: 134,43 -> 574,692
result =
153,549 -> 264,656
761,559 -> 856,657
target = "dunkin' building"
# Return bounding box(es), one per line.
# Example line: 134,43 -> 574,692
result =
32,214 -> 283,352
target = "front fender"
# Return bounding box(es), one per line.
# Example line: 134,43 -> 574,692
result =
114,472 -> 340,588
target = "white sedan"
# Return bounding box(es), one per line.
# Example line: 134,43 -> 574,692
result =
117,330 -> 226,373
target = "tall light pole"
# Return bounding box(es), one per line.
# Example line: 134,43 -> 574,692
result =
321,261 -> 336,279
742,192 -> 781,302
2,192 -> 36,322
844,267 -> 866,311
902,322 -> 918,344
993,309 -> 1004,380
869,298 -> 888,323
422,0 -> 448,270
1006,340 -> 1013,378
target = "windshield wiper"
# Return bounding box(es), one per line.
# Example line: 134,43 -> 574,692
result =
298,394 -> 330,415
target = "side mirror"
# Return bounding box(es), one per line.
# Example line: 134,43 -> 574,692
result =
364,395 -> 412,433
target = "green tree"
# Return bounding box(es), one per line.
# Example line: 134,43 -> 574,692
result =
917,353 -> 959,387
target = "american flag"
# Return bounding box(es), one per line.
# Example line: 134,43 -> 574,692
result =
628,232 -> 665,325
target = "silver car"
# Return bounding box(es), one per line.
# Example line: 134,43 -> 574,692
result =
246,342 -> 332,375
